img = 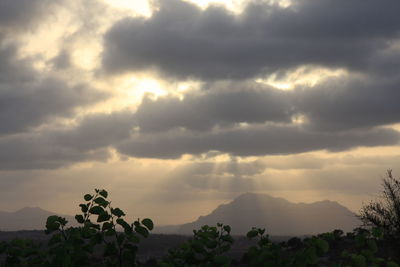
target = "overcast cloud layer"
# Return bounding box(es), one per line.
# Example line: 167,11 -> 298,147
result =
103,0 -> 400,80
1,0 -> 400,170
2,0 -> 400,224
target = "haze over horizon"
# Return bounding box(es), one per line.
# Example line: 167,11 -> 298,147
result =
1,0 -> 399,226
0,193 -> 360,234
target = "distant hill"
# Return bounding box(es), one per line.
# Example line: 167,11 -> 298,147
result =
178,193 -> 361,236
2,194 -> 361,235
0,207 -> 76,231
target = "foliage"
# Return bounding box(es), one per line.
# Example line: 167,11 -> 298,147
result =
0,239 -> 44,266
359,170 -> 400,241
242,226 -> 399,267
45,188 -> 153,267
1,188 -> 153,267
159,223 -> 234,267
360,170 -> 400,241
242,227 -> 330,266
337,227 -> 398,267
1,188 -> 400,266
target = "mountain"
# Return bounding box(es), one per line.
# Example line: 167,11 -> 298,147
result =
2,194 -> 361,235
0,207 -> 76,231
178,193 -> 361,236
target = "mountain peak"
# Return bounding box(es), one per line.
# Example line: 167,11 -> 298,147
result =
17,207 -> 47,212
178,193 -> 361,235
0,207 -> 76,231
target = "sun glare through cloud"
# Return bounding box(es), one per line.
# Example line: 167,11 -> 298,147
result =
102,0 -> 153,17
1,1 -> 400,260
256,67 -> 348,90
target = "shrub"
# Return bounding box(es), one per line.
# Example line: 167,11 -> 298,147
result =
159,223 -> 234,267
0,188 -> 153,267
359,170 -> 400,241
242,227 -> 329,266
45,188 -> 154,266
0,238 -> 44,266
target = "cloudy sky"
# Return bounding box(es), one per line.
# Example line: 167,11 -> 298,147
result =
1,0 -> 399,225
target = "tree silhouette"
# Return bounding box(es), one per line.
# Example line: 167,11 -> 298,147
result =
359,170 -> 400,241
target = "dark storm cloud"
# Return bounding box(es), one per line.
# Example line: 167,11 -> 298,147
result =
2,0 -> 400,170
0,112 -> 133,170
0,0 -> 60,31
51,50 -> 71,70
135,82 -> 292,132
53,111 -> 134,151
132,72 -> 400,134
0,44 -> 34,82
116,124 -> 400,159
0,133 -> 109,170
295,75 -> 400,131
0,41 -> 105,135
102,0 -> 400,80
0,77 -> 102,135
3,79 -> 400,169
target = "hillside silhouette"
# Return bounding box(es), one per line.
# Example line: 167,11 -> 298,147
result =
177,193 -> 360,235
0,207 -> 76,231
1,194 -> 361,235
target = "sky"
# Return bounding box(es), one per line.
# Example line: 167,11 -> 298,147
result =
0,0 -> 400,225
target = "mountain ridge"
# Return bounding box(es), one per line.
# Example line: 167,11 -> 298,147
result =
0,207 -> 76,231
1,194 -> 361,235
177,193 -> 361,235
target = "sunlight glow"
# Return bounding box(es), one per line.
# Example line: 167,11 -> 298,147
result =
126,77 -> 168,99
291,114 -> 307,125
185,0 -> 235,8
257,67 -> 348,90
102,0 -> 152,17
18,7 -> 76,61
184,0 -> 292,12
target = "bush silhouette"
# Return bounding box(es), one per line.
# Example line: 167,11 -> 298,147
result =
359,170 -> 400,242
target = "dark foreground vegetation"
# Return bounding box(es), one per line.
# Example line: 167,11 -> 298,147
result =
1,171 -> 400,267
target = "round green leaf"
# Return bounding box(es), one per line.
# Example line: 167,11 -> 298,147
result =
223,225 -> 231,233
89,206 -> 104,215
142,218 -> 154,230
94,197 -> 109,208
135,225 -> 149,238
79,204 -> 88,213
102,222 -> 113,231
97,212 -> 111,223
99,189 -> 108,198
75,215 -> 85,224
84,194 -> 93,201
111,208 -> 125,217
247,229 -> 258,239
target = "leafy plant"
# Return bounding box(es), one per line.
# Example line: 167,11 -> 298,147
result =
3,188 -> 155,267
44,188 -> 153,267
242,227 -> 330,267
1,188 -> 400,266
159,223 -> 234,267
359,170 -> 400,242
338,227 -> 399,267
0,239 -> 44,266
